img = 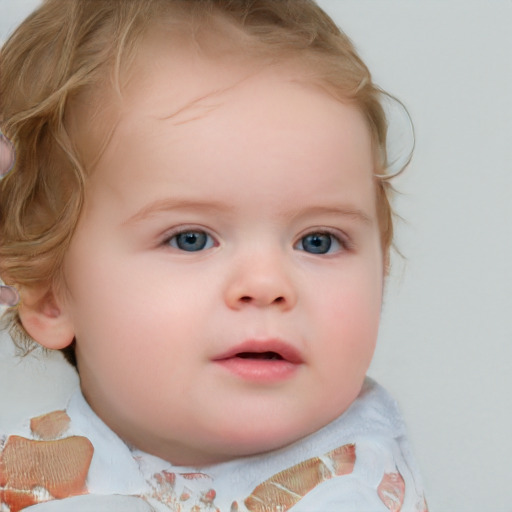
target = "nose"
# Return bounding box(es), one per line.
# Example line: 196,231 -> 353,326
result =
224,250 -> 297,311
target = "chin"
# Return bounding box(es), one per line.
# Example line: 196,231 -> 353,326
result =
213,418 -> 325,459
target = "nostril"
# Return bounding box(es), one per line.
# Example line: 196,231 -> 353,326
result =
236,295 -> 287,306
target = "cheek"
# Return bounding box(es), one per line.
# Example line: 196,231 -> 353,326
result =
329,293 -> 380,347
66,254 -> 206,369
319,270 -> 382,359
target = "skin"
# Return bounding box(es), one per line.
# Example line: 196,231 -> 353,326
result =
22,40 -> 385,467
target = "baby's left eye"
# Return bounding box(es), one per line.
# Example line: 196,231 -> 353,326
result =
296,232 -> 343,255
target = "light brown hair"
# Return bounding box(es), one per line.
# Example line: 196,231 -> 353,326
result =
0,0 -> 399,350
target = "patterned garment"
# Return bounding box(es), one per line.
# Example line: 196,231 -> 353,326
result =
0,330 -> 427,511
0,374 -> 428,512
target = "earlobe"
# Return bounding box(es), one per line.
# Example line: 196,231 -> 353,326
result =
18,286 -> 75,350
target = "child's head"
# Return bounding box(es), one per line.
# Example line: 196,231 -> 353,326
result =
0,0 -> 402,465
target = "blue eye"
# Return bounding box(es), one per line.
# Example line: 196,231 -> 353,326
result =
168,230 -> 214,252
298,232 -> 341,254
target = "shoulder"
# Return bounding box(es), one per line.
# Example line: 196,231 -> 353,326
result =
0,328 -> 79,437
282,378 -> 429,511
0,328 -> 146,509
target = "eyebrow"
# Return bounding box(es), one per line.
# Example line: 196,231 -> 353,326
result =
123,198 -> 236,226
290,205 -> 374,225
123,199 -> 373,226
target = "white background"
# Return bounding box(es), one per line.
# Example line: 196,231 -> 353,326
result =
1,1 -> 511,510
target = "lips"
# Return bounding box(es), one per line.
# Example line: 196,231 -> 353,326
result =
212,339 -> 303,382
213,339 -> 303,365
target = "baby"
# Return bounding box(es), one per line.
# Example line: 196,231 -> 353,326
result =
0,0 -> 427,510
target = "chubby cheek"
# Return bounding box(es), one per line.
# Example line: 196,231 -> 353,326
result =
71,281 -> 201,412
318,272 -> 382,382
63,264 -> 147,390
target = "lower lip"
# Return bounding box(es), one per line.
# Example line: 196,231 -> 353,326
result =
214,358 -> 300,382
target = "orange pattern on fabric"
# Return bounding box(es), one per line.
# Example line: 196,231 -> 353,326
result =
377,471 -> 406,512
244,443 -> 356,512
30,410 -> 71,440
0,410 -> 93,512
150,469 -> 220,511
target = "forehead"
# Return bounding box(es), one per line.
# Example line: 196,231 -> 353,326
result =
71,27 -> 376,212
67,23 -> 262,169
122,70 -> 368,167
105,31 -> 371,150
71,20 -> 354,152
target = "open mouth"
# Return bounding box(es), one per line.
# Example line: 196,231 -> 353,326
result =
214,345 -> 299,381
235,351 -> 284,361
213,339 -> 303,367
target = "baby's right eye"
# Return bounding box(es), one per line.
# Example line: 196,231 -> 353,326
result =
166,230 -> 215,252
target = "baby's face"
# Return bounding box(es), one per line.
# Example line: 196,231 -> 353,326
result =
59,42 -> 384,465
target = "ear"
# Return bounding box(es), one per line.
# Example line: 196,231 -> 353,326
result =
18,286 -> 75,350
